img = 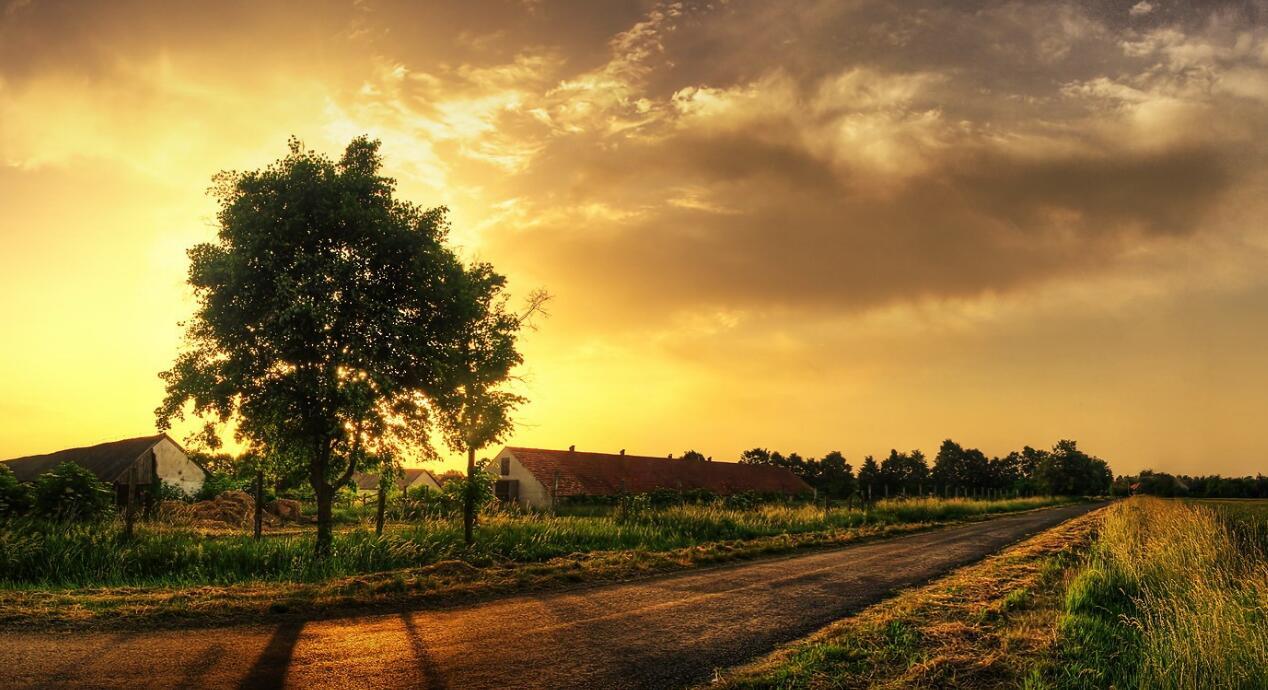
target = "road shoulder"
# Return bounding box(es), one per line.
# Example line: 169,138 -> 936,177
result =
709,506 -> 1104,689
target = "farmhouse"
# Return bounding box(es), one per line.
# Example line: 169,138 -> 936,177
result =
0,433 -> 208,501
351,468 -> 442,498
492,446 -> 813,509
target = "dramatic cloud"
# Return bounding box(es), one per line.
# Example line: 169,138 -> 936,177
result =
2,0 -> 1268,474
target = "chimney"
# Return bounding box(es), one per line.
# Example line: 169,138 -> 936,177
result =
619,449 -> 625,456
569,445 -> 575,452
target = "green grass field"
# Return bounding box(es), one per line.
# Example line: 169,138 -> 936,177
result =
0,496 -> 1069,589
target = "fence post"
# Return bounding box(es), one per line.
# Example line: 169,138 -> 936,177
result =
254,470 -> 264,539
145,449 -> 157,519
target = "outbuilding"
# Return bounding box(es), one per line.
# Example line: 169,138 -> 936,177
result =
351,468 -> 442,499
0,433 -> 208,502
491,446 -> 813,509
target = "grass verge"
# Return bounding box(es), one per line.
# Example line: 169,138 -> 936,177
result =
1037,497 -> 1268,689
710,506 -> 1103,689
0,497 -> 1074,630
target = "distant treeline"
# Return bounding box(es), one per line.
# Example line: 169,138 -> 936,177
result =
737,439 -> 1112,499
1113,470 -> 1268,499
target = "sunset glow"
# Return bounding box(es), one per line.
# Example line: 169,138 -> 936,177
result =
3,0 -> 1268,475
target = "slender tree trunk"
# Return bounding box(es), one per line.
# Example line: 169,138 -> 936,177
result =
463,445 -> 476,546
253,470 -> 264,540
315,484 -> 334,558
375,478 -> 387,536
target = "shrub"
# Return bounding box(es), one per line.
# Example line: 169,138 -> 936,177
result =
440,466 -> 495,515
615,493 -> 653,523
194,472 -> 250,501
32,462 -> 114,522
0,465 -> 33,518
154,479 -> 192,503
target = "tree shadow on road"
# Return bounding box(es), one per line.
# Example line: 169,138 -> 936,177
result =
239,622 -> 303,689
401,612 -> 449,689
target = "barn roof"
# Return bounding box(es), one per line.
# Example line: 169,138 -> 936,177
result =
0,434 -> 172,483
503,447 -> 814,497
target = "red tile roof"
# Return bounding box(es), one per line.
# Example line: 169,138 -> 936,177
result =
504,447 -> 813,497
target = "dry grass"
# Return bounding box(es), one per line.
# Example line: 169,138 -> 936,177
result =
1046,497 -> 1268,689
711,508 -> 1103,689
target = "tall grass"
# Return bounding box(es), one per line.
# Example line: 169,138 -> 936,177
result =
0,495 -> 1068,589
1052,497 -> 1268,689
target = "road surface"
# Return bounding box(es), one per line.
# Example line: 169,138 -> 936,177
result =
0,502 -> 1101,689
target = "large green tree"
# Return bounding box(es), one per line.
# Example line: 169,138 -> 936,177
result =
157,136 -> 472,557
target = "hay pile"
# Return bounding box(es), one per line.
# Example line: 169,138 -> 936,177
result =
189,490 -> 261,528
267,498 -> 303,522
157,493 -> 306,530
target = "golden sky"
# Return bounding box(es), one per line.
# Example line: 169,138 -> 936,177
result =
2,0 -> 1268,476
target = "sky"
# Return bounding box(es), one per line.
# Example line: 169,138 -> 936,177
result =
2,0 -> 1267,476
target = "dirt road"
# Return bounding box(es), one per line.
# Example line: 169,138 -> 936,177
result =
0,502 -> 1101,689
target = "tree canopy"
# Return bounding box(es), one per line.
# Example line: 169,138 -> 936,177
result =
157,136 -> 482,556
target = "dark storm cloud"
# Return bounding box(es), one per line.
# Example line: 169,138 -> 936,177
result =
467,0 -> 1267,318
492,133 -> 1233,313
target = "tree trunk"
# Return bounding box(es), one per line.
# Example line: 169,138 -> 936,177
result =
253,470 -> 264,540
315,484 -> 334,558
463,445 -> 476,546
375,479 -> 387,536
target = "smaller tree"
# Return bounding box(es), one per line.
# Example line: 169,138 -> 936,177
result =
816,451 -> 855,500
33,462 -> 114,522
680,450 -> 707,462
857,456 -> 881,500
738,448 -> 773,465
435,272 -> 548,545
880,449 -> 929,495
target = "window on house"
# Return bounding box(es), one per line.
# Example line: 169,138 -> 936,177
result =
500,458 -> 510,475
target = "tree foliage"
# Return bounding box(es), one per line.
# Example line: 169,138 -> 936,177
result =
737,438 -> 1112,500
880,449 -> 929,494
32,462 -> 114,522
0,464 -> 33,518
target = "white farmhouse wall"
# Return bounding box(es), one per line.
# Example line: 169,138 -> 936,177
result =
494,448 -> 552,509
153,436 -> 206,496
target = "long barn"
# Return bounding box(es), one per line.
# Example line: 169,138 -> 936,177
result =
491,446 -> 812,509
1,433 -> 208,502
